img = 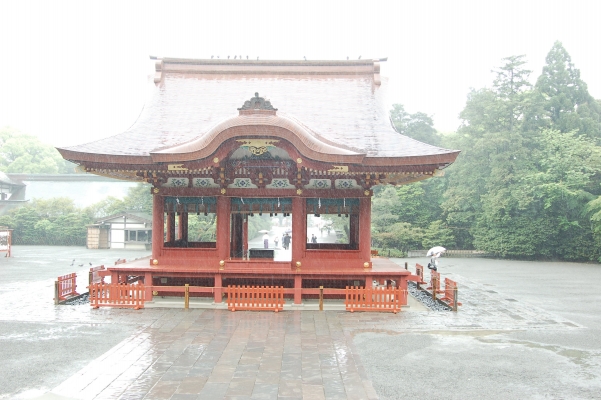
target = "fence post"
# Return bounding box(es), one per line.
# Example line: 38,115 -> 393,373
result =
453,286 -> 458,312
54,281 -> 59,305
319,286 -> 323,311
432,276 -> 438,301
404,262 -> 408,270
184,284 -> 189,309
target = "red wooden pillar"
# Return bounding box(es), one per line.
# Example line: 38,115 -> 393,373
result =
152,194 -> 163,260
214,273 -> 223,303
291,197 -> 306,264
242,215 -> 248,258
166,213 -> 175,243
216,196 -> 230,262
145,272 -> 153,301
182,210 -> 189,241
359,196 -> 372,264
294,274 -> 302,304
178,213 -> 184,240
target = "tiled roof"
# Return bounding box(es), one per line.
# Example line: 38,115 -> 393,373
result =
96,212 -> 152,224
0,172 -> 25,187
59,59 -> 458,161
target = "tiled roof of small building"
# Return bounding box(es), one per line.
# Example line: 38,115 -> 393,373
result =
60,58 -> 458,161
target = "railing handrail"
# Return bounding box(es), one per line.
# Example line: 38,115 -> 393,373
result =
345,286 -> 405,313
89,282 -> 145,309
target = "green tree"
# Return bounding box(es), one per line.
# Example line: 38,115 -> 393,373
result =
421,220 -> 456,250
532,41 -> 601,139
86,197 -> 127,219
390,104 -> 441,145
124,184 -> 153,214
443,55 -> 537,251
0,127 -> 75,173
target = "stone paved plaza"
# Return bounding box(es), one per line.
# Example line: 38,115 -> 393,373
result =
2,247 -> 601,399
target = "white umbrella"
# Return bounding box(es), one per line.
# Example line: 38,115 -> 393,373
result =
258,230 -> 270,233
426,246 -> 446,257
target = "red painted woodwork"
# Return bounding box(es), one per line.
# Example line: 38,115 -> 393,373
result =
217,196 -> 230,262
359,197 -> 372,266
152,194 -> 163,260
291,197 -> 305,265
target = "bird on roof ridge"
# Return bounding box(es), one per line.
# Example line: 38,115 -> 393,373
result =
257,56 -> 259,60
303,56 -> 306,60
358,56 -> 361,59
347,56 -> 349,60
234,55 -> 237,59
228,55 -> 230,59
246,55 -> 248,59
211,55 -> 214,59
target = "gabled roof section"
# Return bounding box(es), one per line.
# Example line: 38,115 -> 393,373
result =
95,212 -> 152,225
58,58 -> 459,166
0,172 -> 25,187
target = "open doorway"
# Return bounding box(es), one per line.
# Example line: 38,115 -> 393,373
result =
230,198 -> 292,261
306,198 -> 359,250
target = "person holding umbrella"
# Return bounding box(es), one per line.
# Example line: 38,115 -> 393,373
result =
426,246 -> 446,271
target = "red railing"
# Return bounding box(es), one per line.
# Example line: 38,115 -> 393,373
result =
88,265 -> 106,285
427,270 -> 444,294
415,263 -> 426,285
345,286 -> 405,313
56,273 -> 79,302
226,285 -> 285,312
89,283 -> 145,309
440,278 -> 462,311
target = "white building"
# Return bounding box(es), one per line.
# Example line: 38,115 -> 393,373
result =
87,212 -> 152,250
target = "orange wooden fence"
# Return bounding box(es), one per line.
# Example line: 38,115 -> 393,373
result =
440,278 -> 462,311
427,270 -> 444,295
56,273 -> 79,302
226,285 -> 285,312
345,286 -> 405,313
89,283 -> 145,309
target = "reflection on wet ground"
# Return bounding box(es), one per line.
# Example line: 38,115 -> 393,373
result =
2,247 -> 601,399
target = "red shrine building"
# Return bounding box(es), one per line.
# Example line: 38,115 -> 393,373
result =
58,58 -> 460,305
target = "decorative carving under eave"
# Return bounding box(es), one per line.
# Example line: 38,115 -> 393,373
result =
238,92 -> 277,112
236,139 -> 280,157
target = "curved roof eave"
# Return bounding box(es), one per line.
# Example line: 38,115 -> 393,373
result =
149,113 -> 367,163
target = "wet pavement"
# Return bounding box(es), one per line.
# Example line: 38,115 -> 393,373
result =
1,248 -> 601,399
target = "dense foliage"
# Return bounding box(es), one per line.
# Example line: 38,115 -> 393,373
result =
0,127 -> 77,173
0,184 -> 153,245
372,42 -> 601,261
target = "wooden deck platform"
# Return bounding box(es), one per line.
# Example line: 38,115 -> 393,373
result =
103,256 -> 419,305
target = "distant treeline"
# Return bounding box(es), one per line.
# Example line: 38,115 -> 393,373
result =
371,41 -> 601,261
0,185 -> 152,246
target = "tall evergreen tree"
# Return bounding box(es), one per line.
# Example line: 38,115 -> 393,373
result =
532,41 -> 601,139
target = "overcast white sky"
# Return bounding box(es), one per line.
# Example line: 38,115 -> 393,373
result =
1,0 -> 600,147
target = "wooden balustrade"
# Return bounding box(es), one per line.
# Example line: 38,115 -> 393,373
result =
415,263 -> 426,285
441,278 -> 462,311
345,286 -> 405,313
226,285 -> 285,312
89,283 -> 145,309
55,273 -> 78,302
